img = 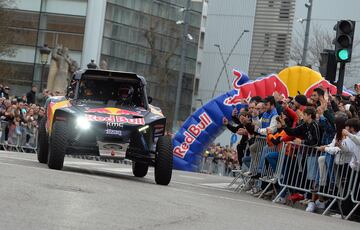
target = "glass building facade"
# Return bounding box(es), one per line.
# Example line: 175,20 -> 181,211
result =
101,0 -> 203,127
0,0 -> 87,96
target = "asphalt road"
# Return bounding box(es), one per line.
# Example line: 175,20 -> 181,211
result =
0,151 -> 358,230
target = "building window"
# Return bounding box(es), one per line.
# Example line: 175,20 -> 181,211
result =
279,0 -> 291,20
199,31 -> 205,49
194,78 -> 200,95
268,0 -> 274,7
264,33 -> 270,48
274,33 -> 287,62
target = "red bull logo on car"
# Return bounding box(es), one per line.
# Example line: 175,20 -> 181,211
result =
85,114 -> 145,125
86,108 -> 142,116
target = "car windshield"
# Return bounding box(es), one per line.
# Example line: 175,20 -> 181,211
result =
77,76 -> 145,107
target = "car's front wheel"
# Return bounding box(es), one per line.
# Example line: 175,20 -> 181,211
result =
132,162 -> 149,177
37,116 -> 49,163
48,121 -> 68,170
154,136 -> 173,185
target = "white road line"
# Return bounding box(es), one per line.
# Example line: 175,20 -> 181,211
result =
178,175 -> 205,180
0,155 -> 38,163
168,186 -> 294,212
66,162 -> 104,166
200,183 -> 236,188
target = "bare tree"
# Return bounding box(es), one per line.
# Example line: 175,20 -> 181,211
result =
144,14 -> 181,127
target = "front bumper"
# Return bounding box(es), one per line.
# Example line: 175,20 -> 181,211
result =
66,124 -> 156,164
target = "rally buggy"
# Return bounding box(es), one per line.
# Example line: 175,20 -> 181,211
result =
37,69 -> 173,185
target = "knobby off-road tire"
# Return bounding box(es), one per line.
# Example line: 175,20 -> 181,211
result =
132,162 -> 149,177
37,117 -> 49,163
48,121 -> 68,170
154,136 -> 173,185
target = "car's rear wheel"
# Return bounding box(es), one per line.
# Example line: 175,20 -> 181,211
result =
48,121 -> 67,170
154,136 -> 173,185
132,162 -> 149,177
37,117 -> 49,163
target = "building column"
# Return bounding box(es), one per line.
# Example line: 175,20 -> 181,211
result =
81,0 -> 107,68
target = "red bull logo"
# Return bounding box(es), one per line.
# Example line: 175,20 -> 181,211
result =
173,112 -> 212,158
85,114 -> 145,125
304,79 -> 351,97
86,107 -> 142,116
224,70 -> 289,106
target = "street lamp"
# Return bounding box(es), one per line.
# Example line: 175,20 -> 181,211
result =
301,0 -> 313,66
87,59 -> 98,69
39,44 -> 51,91
172,0 -> 191,132
214,44 -> 231,90
211,29 -> 249,98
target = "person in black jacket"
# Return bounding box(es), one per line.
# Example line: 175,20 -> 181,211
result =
26,85 -> 37,105
223,109 -> 256,167
1,86 -> 10,99
279,107 -> 320,147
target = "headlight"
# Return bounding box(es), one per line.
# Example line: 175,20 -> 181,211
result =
76,117 -> 91,130
138,125 -> 149,133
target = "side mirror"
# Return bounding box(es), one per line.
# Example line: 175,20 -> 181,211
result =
148,96 -> 153,104
67,87 -> 74,98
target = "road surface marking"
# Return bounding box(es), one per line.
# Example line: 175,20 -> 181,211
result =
66,162 -> 104,166
200,183 -> 237,188
168,186 -> 295,212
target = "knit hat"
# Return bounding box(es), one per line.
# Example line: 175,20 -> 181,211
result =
294,95 -> 307,106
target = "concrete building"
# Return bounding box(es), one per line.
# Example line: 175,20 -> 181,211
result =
248,0 -> 296,78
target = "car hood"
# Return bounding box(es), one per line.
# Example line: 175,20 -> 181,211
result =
61,101 -> 164,126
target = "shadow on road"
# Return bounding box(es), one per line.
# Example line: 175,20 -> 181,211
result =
63,165 -> 157,186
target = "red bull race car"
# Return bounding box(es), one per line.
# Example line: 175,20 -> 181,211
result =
37,69 -> 173,185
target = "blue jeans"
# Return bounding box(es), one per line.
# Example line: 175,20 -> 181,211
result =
242,156 -> 251,169
257,145 -> 271,173
265,151 -> 279,172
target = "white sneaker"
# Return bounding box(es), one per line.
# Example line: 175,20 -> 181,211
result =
275,197 -> 286,204
246,187 -> 256,194
306,202 -> 316,212
315,200 -> 326,209
242,183 -> 253,191
243,171 -> 253,176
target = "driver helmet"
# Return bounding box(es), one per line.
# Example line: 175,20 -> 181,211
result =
118,85 -> 134,99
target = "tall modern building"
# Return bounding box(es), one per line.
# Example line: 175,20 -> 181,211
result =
248,0 -> 296,78
101,0 -> 203,128
0,0 -> 203,129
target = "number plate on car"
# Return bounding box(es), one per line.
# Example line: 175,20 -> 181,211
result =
97,141 -> 128,158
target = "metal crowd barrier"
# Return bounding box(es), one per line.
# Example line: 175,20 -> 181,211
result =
273,142 -> 354,217
0,121 -> 38,154
257,142 -> 286,199
346,170 -> 360,220
199,156 -> 229,176
230,136 -> 268,192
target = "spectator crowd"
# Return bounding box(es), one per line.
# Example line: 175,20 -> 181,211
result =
210,84 -> 360,214
0,84 -> 53,148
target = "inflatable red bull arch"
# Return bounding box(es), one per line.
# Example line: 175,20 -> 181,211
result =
172,66 -> 352,171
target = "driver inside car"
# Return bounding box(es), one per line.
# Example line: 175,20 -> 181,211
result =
117,85 -> 134,106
